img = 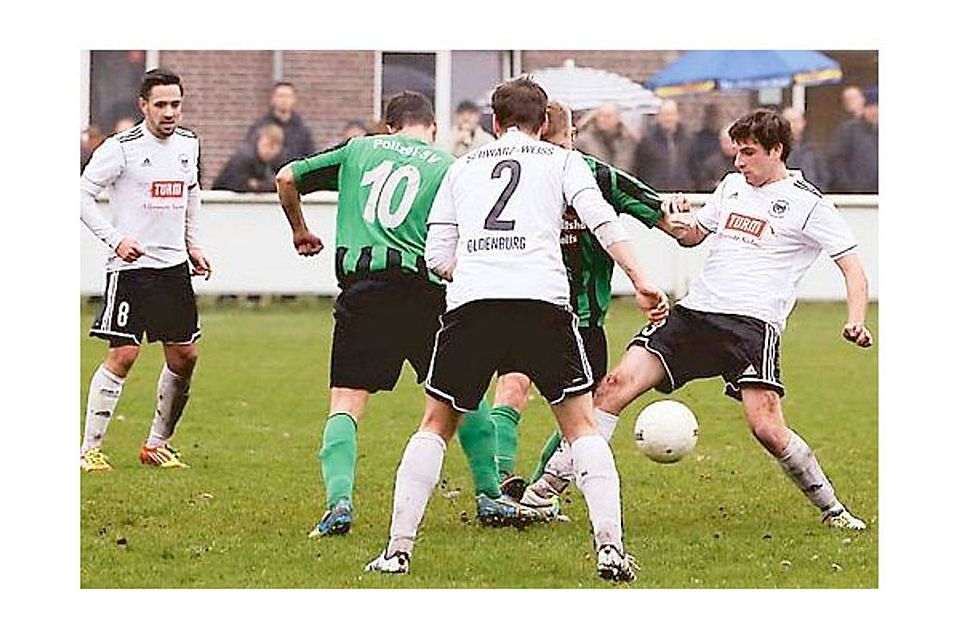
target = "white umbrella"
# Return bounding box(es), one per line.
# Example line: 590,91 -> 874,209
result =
527,59 -> 662,113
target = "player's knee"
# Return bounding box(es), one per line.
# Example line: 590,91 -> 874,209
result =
495,373 -> 530,411
167,346 -> 199,376
106,345 -> 140,376
594,369 -> 631,413
743,390 -> 787,451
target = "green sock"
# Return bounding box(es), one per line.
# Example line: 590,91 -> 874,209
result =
490,405 -> 522,480
457,399 -> 501,499
529,430 -> 563,483
319,413 -> 358,509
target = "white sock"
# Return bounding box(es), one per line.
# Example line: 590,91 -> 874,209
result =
82,365 -> 125,453
594,408 -> 619,441
543,409 -> 619,484
146,365 -> 191,447
387,431 -> 446,556
777,430 -> 839,512
571,434 -> 624,551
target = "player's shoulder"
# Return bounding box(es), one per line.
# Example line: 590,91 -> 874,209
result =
786,171 -> 824,199
114,123 -> 146,145
174,126 -> 199,140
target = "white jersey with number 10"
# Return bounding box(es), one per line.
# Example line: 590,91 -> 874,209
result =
428,128 -> 617,312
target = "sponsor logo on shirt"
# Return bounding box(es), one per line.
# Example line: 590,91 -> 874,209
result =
560,206 -> 586,246
151,181 -> 184,198
724,212 -> 767,238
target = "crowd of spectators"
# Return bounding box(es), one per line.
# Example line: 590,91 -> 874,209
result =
81,78 -> 878,195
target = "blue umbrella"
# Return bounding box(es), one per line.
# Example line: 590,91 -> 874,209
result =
646,50 -> 842,97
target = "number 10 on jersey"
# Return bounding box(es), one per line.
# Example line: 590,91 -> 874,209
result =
361,160 -> 422,229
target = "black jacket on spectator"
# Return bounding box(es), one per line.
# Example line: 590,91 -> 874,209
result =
631,124 -> 697,192
787,139 -> 830,193
246,112 -> 315,171
213,147 -> 277,193
828,118 -> 878,193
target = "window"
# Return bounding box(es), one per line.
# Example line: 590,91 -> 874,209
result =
380,52 -> 437,114
88,50 -> 147,134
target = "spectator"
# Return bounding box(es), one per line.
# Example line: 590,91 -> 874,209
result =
438,100 -> 494,157
828,87 -> 878,193
841,85 -> 866,119
214,123 -> 284,193
695,124 -> 737,191
690,103 -> 723,187
340,119 -> 368,143
246,82 -> 315,170
574,103 -> 637,171
81,125 -> 106,173
781,107 -> 830,192
631,99 -> 696,191
113,116 -> 138,134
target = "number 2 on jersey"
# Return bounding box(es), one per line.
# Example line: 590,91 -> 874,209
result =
361,160 -> 421,229
485,159 -> 520,231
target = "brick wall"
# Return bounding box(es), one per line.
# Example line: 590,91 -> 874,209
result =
158,50 -> 375,189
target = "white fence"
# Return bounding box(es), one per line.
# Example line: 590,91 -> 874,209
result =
80,192 -> 879,299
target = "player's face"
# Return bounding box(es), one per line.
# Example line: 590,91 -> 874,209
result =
733,137 -> 783,187
139,84 -> 182,139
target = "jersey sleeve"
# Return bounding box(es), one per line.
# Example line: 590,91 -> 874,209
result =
801,200 -> 858,259
291,140 -> 349,194
606,163 -> 662,228
427,166 -> 457,226
80,138 -> 124,196
696,173 -> 729,233
563,151 -> 617,231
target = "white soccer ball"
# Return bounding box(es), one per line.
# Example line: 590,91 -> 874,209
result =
633,400 -> 699,463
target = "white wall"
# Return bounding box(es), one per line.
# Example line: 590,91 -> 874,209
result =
81,192 -> 879,300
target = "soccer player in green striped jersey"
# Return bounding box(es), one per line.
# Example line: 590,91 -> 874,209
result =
489,102 -> 691,507
275,91 -> 540,538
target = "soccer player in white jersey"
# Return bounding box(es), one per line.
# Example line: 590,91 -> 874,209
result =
524,109 -> 871,530
364,77 -> 669,582
80,69 -> 211,471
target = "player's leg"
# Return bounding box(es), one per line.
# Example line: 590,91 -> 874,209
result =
523,345 -> 667,504
740,386 -> 866,530
455,397 -> 501,500
317,387 -> 369,520
83,269 -> 146,470
490,372 -> 530,488
81,343 -> 140,470
140,263 -> 200,469
550,393 -> 635,581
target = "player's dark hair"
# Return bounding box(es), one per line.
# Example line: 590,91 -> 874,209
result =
139,68 -> 183,101
384,91 -> 435,130
491,77 -> 548,133
728,109 -> 792,162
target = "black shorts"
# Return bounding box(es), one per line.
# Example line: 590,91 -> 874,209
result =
89,262 -> 200,347
499,325 -> 607,392
629,304 -> 783,401
426,300 -> 593,412
330,275 -> 446,392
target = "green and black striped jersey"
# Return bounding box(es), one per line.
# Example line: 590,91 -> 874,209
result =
291,134 -> 455,286
563,155 -> 663,327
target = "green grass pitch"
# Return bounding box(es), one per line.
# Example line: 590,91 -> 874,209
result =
80,298 -> 878,588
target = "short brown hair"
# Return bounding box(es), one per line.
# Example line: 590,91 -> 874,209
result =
491,77 -> 548,133
728,109 -> 792,161
543,101 -> 572,142
256,123 -> 284,145
384,91 -> 435,130
139,68 -> 183,101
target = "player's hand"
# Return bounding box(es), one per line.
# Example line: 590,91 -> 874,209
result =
293,228 -> 323,256
842,322 -> 873,348
115,237 -> 145,263
188,246 -> 213,280
660,193 -> 691,215
635,282 -> 670,323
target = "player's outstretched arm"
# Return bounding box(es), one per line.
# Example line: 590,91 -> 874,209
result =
276,165 -> 323,257
835,253 -> 873,348
596,221 -> 669,322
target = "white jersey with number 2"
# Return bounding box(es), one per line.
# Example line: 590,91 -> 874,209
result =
428,128 -> 617,312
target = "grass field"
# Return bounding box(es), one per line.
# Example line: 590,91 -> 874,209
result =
80,298 -> 878,588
